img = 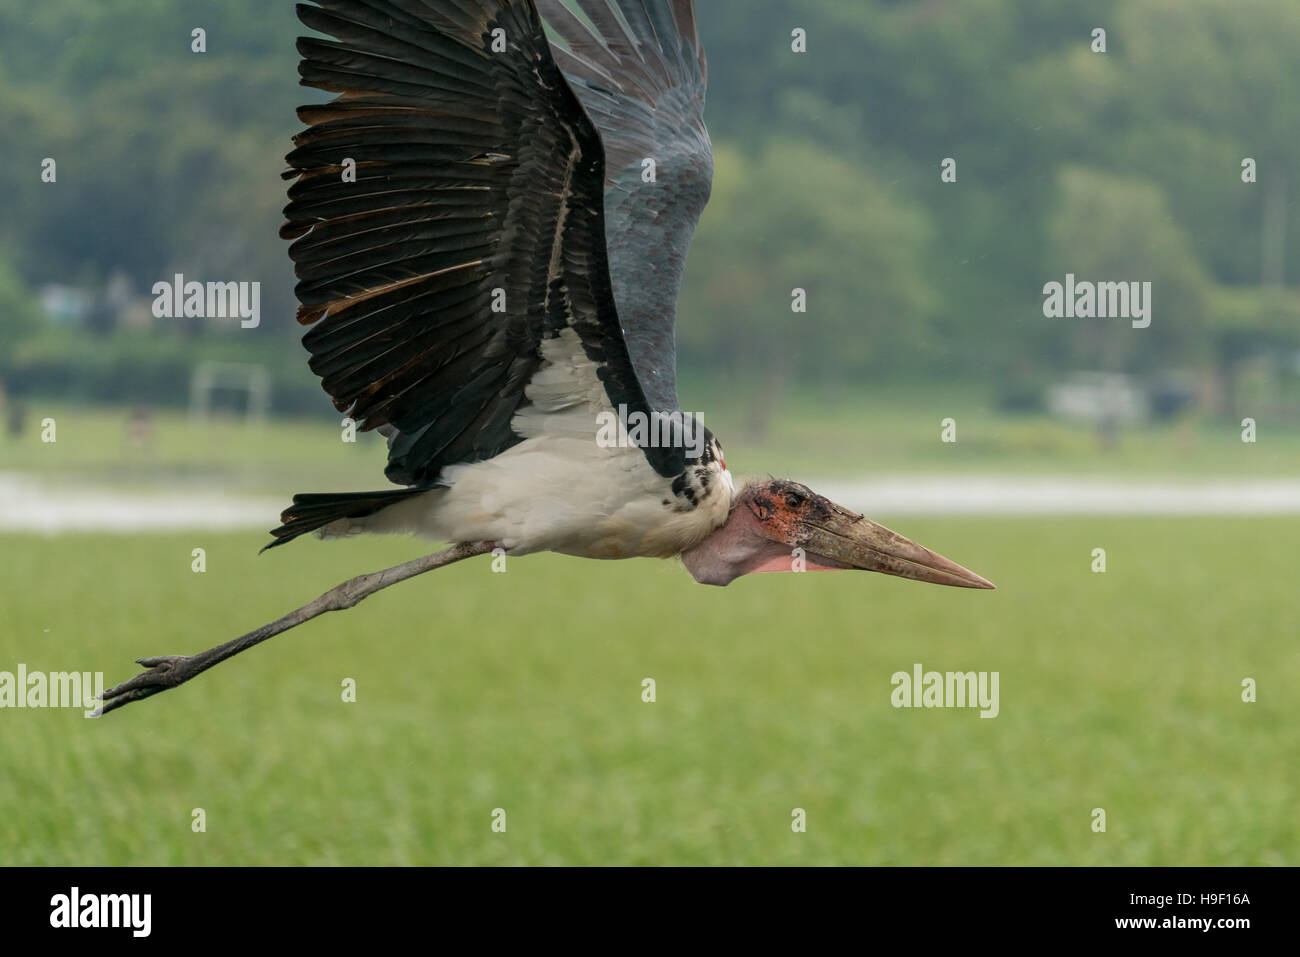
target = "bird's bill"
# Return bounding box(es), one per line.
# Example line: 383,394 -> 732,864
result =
797,510 -> 996,590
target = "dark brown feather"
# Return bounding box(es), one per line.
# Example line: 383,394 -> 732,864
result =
282,0 -> 684,492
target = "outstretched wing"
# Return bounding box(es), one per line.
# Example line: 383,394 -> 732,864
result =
538,0 -> 712,413
283,0 -> 686,485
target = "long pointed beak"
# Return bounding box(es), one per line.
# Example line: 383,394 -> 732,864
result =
800,506 -> 996,590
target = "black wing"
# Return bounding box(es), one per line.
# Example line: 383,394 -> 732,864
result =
538,0 -> 712,413
283,0 -> 686,485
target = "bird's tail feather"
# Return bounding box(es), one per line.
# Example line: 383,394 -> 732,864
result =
262,488 -> 430,551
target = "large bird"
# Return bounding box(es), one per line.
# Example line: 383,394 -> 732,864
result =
99,0 -> 992,714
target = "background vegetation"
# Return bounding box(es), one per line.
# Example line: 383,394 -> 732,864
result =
2,0 -> 1299,426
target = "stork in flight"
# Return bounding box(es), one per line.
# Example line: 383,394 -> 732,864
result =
99,0 -> 993,714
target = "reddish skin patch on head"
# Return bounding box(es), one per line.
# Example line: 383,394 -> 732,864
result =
744,480 -> 840,539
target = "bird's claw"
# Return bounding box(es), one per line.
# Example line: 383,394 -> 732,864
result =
94,655 -> 191,715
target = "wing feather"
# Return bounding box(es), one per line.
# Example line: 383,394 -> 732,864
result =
284,0 -> 687,484
539,0 -> 713,412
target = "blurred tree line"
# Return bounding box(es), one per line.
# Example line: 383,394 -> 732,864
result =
1,0 -> 1297,418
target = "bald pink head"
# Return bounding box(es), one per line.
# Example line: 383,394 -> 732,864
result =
681,480 -> 996,589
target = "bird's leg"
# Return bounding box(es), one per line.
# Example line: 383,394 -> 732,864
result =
95,541 -> 496,716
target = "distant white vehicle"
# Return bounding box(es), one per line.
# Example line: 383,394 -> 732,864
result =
38,284 -> 91,324
1047,373 -> 1149,424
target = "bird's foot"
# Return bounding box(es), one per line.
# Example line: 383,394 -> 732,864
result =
94,655 -> 191,716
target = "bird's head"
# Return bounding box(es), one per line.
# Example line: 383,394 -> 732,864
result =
681,479 -> 995,589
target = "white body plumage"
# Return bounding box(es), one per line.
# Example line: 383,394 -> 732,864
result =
321,330 -> 735,559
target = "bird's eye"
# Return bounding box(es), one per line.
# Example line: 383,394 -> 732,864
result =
786,493 -> 803,509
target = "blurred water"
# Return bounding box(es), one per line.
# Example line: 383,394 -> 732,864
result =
816,476 -> 1300,516
0,474 -> 282,533
4,472 -> 1300,533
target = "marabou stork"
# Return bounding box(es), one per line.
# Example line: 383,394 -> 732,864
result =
99,0 -> 992,714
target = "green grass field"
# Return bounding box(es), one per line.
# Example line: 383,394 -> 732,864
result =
2,518 -> 1295,865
